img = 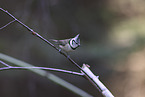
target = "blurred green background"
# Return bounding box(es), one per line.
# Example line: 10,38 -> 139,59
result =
1,0 -> 145,97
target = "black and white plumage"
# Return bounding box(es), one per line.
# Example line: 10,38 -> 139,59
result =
51,34 -> 80,52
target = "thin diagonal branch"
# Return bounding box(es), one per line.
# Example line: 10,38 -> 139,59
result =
0,60 -> 11,67
0,8 -> 82,70
0,8 -> 33,32
32,32 -> 82,70
0,20 -> 16,30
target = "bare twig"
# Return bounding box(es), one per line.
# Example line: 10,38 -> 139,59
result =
0,8 -> 34,32
0,60 -> 84,76
0,60 -> 11,67
82,64 -> 114,97
0,20 -> 16,30
0,54 -> 92,97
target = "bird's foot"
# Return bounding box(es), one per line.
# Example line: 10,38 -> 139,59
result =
58,49 -> 62,52
67,54 -> 70,59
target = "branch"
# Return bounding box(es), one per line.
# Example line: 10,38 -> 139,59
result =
0,53 -> 92,97
82,64 -> 114,97
0,19 -> 16,30
0,8 -> 34,32
0,60 -> 84,76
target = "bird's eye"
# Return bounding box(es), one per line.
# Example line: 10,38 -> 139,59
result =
72,40 -> 75,45
72,40 -> 79,45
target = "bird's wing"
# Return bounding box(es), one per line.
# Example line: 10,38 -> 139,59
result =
51,39 -> 71,46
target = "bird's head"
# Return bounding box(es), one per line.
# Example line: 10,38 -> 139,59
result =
73,34 -> 80,46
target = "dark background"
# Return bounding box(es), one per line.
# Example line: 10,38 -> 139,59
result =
1,0 -> 145,97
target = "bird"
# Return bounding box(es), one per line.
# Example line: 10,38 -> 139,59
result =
51,34 -> 80,53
